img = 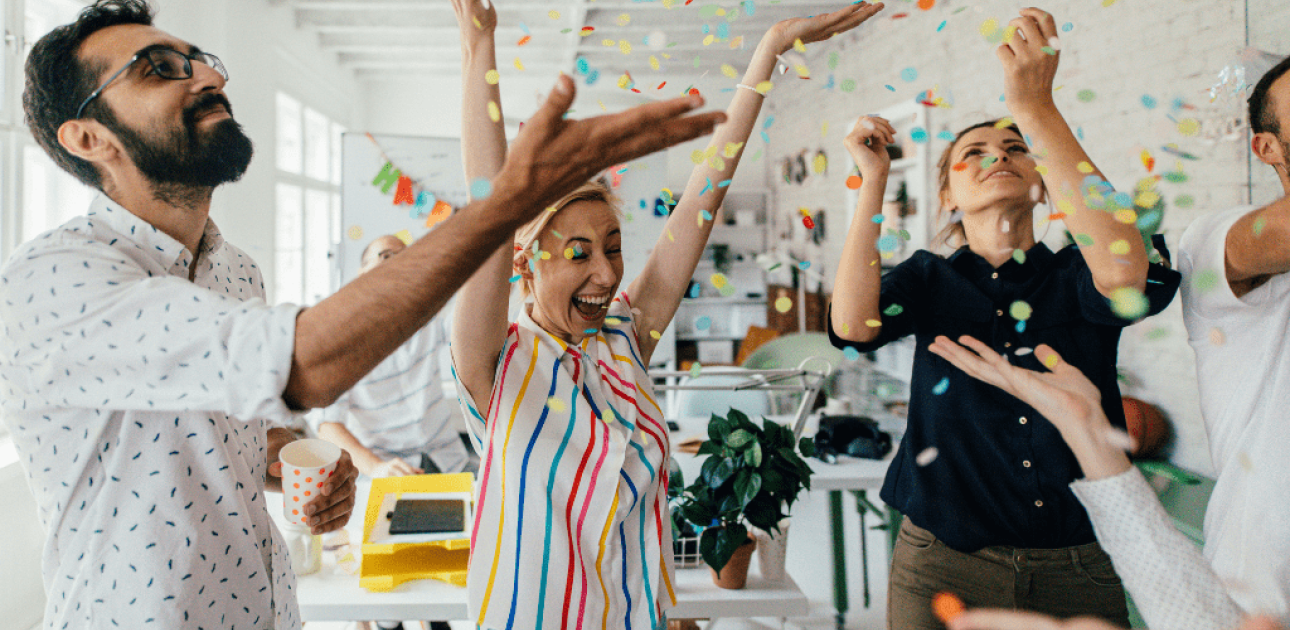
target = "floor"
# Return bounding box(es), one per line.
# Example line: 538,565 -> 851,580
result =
306,489 -> 892,630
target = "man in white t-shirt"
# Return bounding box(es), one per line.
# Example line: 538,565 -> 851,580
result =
318,235 -> 473,478
1178,54 -> 1290,616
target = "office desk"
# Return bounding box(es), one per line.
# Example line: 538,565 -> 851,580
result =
286,481 -> 809,623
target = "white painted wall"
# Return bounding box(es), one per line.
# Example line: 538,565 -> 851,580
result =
764,0 -> 1266,474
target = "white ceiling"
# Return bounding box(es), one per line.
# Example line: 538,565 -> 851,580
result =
288,0 -> 845,114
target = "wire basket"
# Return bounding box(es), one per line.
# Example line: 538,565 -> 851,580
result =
672,535 -> 704,569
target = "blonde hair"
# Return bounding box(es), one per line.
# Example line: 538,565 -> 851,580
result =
513,179 -> 622,299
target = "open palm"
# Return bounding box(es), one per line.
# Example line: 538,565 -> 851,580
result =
927,335 -> 1102,435
766,2 -> 884,54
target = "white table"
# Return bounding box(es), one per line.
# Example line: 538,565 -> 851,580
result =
285,481 -> 809,624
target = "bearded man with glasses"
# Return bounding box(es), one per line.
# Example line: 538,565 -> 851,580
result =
5,0 -> 725,628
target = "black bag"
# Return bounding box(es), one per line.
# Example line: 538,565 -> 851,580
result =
814,414 -> 892,461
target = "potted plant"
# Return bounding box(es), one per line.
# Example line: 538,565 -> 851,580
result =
675,408 -> 815,588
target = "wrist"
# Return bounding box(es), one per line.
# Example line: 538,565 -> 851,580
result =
1007,98 -> 1059,123
460,34 -> 497,59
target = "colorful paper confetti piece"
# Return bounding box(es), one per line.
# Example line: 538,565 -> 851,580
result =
347,225 -> 363,240
900,67 -> 918,83
650,330 -> 662,340
915,447 -> 939,466
846,175 -> 863,189
546,397 -> 567,412
690,362 -> 703,378
1009,300 -> 1032,321
843,347 -> 861,361
932,377 -> 949,395
774,296 -> 793,313
1110,287 -> 1149,319
485,69 -> 500,84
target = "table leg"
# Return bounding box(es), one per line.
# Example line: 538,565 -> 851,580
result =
858,492 -> 870,609
830,490 -> 848,630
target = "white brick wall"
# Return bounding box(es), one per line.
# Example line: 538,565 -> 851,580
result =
764,0 -> 1272,474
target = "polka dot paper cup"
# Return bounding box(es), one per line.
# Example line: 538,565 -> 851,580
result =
280,438 -> 342,526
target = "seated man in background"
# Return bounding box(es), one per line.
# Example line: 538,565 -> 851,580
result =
317,234 -> 474,477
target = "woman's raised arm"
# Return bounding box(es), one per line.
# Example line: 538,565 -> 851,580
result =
629,1 -> 884,362
450,0 -> 511,414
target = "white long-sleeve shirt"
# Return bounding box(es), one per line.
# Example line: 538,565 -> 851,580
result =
1071,467 -> 1247,630
0,196 -> 304,630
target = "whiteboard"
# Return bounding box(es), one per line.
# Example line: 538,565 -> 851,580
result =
339,132 -> 469,287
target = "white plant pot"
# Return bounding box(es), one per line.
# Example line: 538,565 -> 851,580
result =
752,519 -> 791,583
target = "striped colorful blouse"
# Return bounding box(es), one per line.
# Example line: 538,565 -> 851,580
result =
453,292 -> 675,630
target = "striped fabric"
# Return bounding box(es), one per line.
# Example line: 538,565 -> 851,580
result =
453,292 -> 675,630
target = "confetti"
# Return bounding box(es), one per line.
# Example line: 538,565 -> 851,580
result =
1191,269 -> 1218,292
872,215 -> 884,224
546,397 -> 567,412
485,69 -> 500,84
1254,217 -> 1268,236
932,377 -> 950,395
617,13 -> 631,26
1177,118 -> 1200,136
690,362 -> 703,378
933,593 -> 966,624
909,127 -> 928,143
471,177 -> 492,198
774,296 -> 793,313
347,225 -> 363,240
917,0 -> 935,9
883,304 -> 904,316
1076,161 -> 1094,174
514,57 -> 525,71
1009,300 -> 1033,321
517,35 -> 532,46
487,100 -> 501,123
508,274 -> 522,283
711,273 -> 728,289
1141,94 -> 1157,109
1109,239 -> 1130,255
755,80 -> 774,94
1076,89 -> 1096,102
1110,287 -> 1149,320
915,447 -> 939,466
1012,248 -> 1026,264
846,175 -> 863,189
696,316 -> 712,330
620,40 -> 632,55
865,319 -> 881,327
580,26 -> 595,36
900,67 -> 918,83
650,330 -> 662,340
840,79 -> 856,92
843,347 -> 861,361
548,10 -> 561,18
1014,347 -> 1033,356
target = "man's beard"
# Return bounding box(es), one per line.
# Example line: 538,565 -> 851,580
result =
98,93 -> 254,206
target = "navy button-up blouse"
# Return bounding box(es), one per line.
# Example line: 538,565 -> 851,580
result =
829,243 -> 1181,552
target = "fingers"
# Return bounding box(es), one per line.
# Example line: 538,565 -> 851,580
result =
1019,7 -> 1058,40
523,74 -> 577,139
948,609 -> 1067,630
956,335 -> 1007,366
1032,343 -> 1066,372
267,461 -> 283,478
603,109 -> 726,166
1007,16 -> 1044,53
321,457 -> 357,498
305,486 -> 357,534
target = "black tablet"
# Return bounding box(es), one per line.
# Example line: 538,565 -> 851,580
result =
387,498 -> 467,535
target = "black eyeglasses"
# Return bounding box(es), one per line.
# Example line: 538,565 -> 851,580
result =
74,48 -> 229,120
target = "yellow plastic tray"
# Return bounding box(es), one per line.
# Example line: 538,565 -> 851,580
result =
359,472 -> 473,592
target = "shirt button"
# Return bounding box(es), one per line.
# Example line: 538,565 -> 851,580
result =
1034,500 -> 1044,507
1023,460 -> 1032,468
1005,342 -> 1012,348
996,309 -> 1004,316
1019,417 -> 1028,425
992,272 -> 999,279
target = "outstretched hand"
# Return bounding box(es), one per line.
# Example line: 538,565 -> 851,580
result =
493,75 -> 726,220
764,1 -> 884,55
843,115 -> 895,178
997,7 -> 1060,112
927,335 -> 1102,436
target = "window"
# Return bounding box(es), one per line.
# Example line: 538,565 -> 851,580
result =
273,91 -> 344,306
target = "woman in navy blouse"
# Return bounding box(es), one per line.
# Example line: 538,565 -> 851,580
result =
829,8 -> 1181,629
